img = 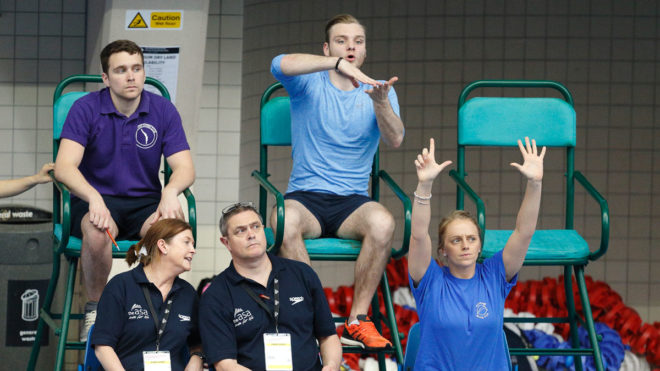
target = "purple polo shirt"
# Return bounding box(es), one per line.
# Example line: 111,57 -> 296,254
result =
61,88 -> 189,198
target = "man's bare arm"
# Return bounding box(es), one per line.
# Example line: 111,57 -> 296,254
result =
279,54 -> 381,87
368,77 -> 405,147
55,139 -> 112,231
152,149 -> 195,222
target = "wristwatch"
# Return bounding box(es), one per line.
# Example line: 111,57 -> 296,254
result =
191,351 -> 206,362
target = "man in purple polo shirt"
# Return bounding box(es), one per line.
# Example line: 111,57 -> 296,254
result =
54,40 -> 195,342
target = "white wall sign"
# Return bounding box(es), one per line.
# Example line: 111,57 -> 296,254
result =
142,47 -> 180,103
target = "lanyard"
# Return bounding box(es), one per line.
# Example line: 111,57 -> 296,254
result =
141,285 -> 173,351
240,276 -> 280,333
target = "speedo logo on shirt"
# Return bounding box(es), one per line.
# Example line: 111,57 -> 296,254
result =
128,304 -> 150,320
289,296 -> 304,305
233,307 -> 254,327
178,314 -> 191,322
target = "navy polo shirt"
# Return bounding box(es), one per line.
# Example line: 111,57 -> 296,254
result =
91,264 -> 200,371
199,253 -> 336,370
60,87 -> 190,198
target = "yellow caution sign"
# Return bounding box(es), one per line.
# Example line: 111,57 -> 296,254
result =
150,12 -> 182,28
125,10 -> 183,30
128,12 -> 148,28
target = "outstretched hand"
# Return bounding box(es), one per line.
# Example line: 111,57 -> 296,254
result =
365,76 -> 398,103
415,138 -> 453,183
510,137 -> 545,182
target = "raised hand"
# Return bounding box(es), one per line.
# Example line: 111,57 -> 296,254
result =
415,138 -> 453,183
510,137 -> 545,182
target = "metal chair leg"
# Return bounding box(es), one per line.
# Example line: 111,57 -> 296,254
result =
575,266 -> 604,371
564,266 -> 584,371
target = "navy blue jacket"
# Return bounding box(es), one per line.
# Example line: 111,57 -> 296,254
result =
91,264 -> 201,370
199,253 -> 336,370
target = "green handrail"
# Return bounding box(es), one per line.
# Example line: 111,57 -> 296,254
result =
574,171 -> 610,261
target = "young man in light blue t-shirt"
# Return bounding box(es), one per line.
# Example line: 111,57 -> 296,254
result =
270,14 -> 405,349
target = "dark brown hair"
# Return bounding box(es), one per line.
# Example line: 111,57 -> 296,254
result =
325,14 -> 364,43
126,219 -> 192,266
100,39 -> 144,74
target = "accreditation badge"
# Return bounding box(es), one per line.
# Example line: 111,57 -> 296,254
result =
263,333 -> 293,370
143,350 -> 171,371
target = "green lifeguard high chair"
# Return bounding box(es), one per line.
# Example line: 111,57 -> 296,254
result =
252,82 -> 412,369
449,80 -> 609,371
27,75 -> 197,371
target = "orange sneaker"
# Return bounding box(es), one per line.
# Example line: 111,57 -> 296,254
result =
341,315 -> 392,349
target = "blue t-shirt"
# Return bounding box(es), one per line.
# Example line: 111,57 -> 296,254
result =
199,253 -> 337,370
91,264 -> 200,371
60,88 -> 190,198
409,250 -> 517,370
271,54 -> 401,196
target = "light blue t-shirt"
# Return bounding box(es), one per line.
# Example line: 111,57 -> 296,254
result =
271,54 -> 401,196
409,250 -> 517,371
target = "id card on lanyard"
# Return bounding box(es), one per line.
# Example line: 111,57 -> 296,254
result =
241,277 -> 293,370
141,285 -> 173,371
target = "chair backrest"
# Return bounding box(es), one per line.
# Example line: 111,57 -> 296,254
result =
81,324 -> 101,371
402,322 -> 420,371
456,80 -> 577,229
257,82 -> 383,219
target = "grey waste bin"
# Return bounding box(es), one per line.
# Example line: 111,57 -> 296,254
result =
0,205 -> 57,370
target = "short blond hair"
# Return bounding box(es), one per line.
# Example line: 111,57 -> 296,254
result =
325,14 -> 364,43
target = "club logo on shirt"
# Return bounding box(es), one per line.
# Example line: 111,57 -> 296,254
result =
289,296 -> 304,305
135,123 -> 158,149
178,314 -> 191,322
475,302 -> 489,319
128,303 -> 150,320
233,307 -> 254,327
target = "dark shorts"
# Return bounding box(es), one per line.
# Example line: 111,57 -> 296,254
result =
284,190 -> 372,238
71,195 -> 160,240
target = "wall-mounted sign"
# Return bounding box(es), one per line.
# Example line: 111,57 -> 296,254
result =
142,47 -> 180,103
126,10 -> 183,30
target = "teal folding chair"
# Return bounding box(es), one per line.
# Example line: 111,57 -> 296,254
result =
449,80 -> 609,371
77,324 -> 100,371
27,74 -> 197,371
252,82 -> 412,368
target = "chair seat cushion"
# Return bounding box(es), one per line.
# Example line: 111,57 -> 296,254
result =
265,227 -> 362,259
54,224 -> 135,254
480,230 -> 590,264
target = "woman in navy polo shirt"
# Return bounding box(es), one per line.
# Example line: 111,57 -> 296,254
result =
91,219 -> 203,371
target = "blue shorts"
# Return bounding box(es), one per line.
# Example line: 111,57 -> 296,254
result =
71,195 -> 159,240
284,191 -> 371,238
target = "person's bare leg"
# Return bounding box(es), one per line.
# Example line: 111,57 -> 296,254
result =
270,199 -> 322,265
80,214 -> 118,302
336,202 -> 395,322
139,211 -> 159,237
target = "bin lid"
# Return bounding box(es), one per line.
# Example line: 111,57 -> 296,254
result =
0,205 -> 52,224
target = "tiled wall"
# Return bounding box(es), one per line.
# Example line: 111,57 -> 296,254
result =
189,0 -> 245,287
240,0 -> 659,322
0,0 -> 85,210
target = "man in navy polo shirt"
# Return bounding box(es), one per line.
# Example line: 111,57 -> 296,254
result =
199,202 -> 342,370
54,39 -> 194,341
